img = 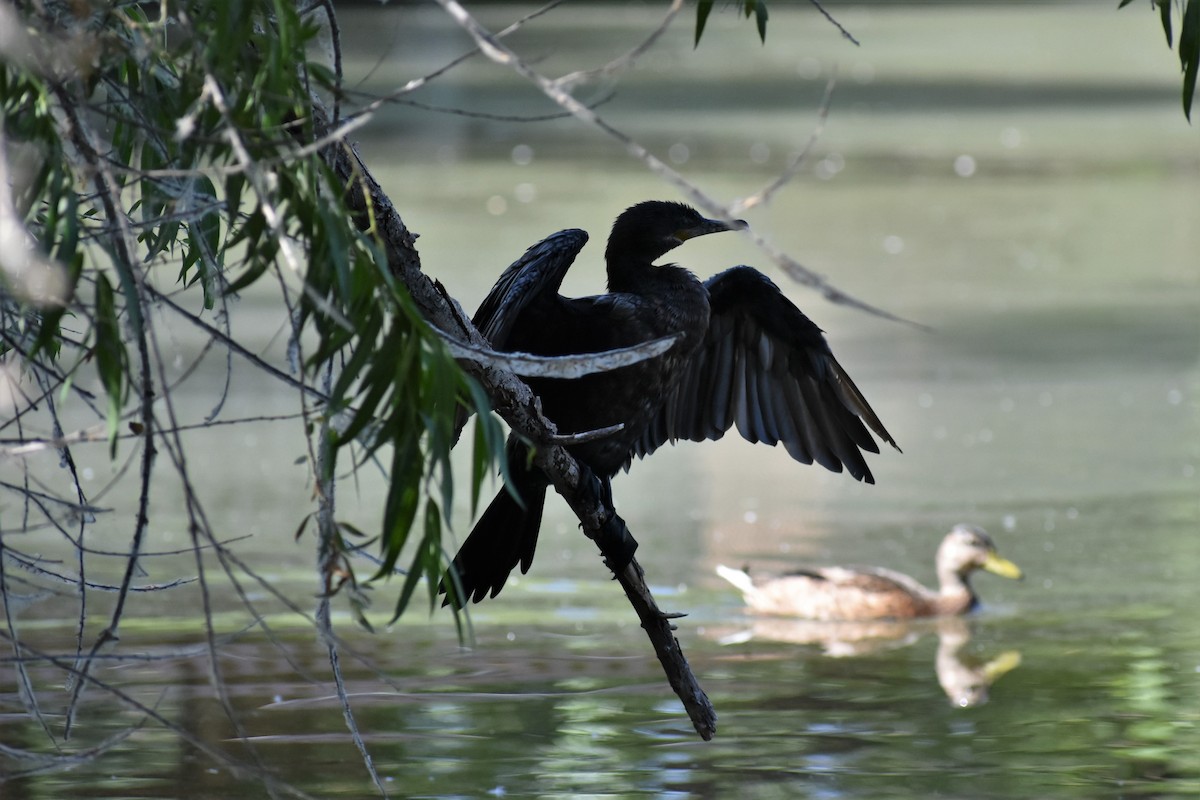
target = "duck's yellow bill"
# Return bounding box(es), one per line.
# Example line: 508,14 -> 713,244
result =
983,552 -> 1023,580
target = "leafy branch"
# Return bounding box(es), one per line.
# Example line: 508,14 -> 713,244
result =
1119,0 -> 1199,120
694,0 -> 860,47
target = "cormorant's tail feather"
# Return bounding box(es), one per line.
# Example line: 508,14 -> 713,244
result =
440,473 -> 547,608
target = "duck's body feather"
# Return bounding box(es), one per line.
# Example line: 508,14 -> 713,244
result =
717,525 -> 1022,621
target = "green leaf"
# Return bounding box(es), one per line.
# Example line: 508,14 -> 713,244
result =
224,173 -> 246,233
376,436 -> 423,578
391,501 -> 441,622
224,212 -> 271,293
1160,0 -> 1174,47
32,184 -> 82,359
755,0 -> 769,43
1181,0 -> 1199,119
470,412 -> 491,517
293,513 -> 312,541
465,376 -> 505,517
695,0 -> 714,47
329,310 -> 383,405
306,61 -> 337,92
93,274 -> 127,457
185,176 -> 221,309
30,252 -> 81,360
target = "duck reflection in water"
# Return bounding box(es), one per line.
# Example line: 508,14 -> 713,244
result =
716,616 -> 1021,708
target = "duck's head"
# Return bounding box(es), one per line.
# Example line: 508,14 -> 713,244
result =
938,524 -> 1023,581
606,201 -> 747,264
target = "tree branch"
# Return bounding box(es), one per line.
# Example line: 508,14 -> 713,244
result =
310,96 -> 719,740
434,0 -> 923,328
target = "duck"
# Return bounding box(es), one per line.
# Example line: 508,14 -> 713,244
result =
715,524 -> 1022,621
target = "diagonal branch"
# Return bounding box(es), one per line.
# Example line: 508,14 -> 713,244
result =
310,95 -> 719,740
435,0 -> 920,327
732,76 -> 836,214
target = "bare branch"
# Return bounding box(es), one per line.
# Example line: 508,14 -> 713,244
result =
614,561 -> 716,738
361,1 -> 565,103
552,0 -> 684,92
2,548 -> 194,593
747,232 -> 934,329
310,89 -> 720,740
434,0 -> 920,328
0,632 -> 321,799
732,76 -> 836,214
809,0 -> 861,47
313,355 -> 389,796
547,423 -> 624,446
441,332 -> 679,380
49,81 -> 160,741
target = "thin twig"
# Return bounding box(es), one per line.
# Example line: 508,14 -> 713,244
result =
547,423 -> 624,446
50,83 -> 160,741
0,632 -> 321,799
0,412 -> 305,459
314,355 -> 389,795
552,0 -> 684,92
0,525 -> 61,750
809,0 -> 861,47
365,1 -> 565,102
435,0 -> 921,329
732,76 -> 836,214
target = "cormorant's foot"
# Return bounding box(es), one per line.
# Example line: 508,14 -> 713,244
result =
576,463 -> 638,574
596,510 -> 639,575
576,463 -> 611,506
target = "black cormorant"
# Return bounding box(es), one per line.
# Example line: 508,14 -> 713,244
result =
442,201 -> 900,606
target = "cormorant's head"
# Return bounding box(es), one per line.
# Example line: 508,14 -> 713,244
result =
606,201 -> 747,264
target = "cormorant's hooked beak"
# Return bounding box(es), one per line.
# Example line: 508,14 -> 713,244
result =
675,216 -> 748,243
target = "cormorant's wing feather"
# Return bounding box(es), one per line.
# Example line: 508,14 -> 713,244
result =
631,266 -> 899,482
472,229 -> 589,347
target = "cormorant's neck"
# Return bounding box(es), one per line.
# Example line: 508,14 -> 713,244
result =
604,247 -> 660,293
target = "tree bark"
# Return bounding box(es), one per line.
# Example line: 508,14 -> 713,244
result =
311,98 -> 718,740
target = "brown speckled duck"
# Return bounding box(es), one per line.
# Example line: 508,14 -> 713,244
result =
716,524 -> 1022,621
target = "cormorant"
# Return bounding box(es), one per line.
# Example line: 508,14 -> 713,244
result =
441,201 -> 899,607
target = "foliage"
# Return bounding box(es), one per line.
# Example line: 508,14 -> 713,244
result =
695,0 -> 768,46
698,0 -> 1200,121
1120,0 -> 1200,120
0,0 -> 503,625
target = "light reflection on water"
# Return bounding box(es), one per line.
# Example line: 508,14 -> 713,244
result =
4,2 -> 1200,799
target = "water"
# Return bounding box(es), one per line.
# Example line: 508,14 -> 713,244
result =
3,3 -> 1199,798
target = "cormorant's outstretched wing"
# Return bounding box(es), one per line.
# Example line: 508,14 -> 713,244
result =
632,266 -> 900,483
473,229 -> 589,347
